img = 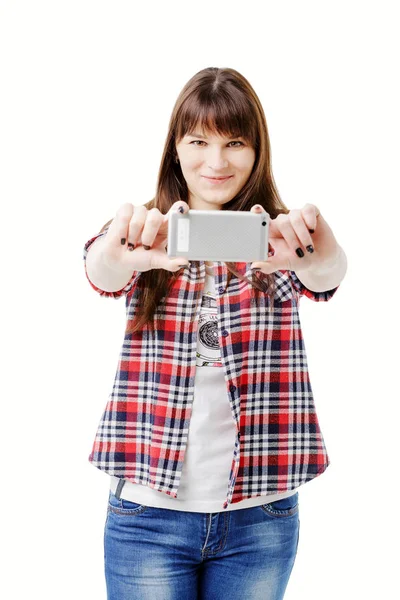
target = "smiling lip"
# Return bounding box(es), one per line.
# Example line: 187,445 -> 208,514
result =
202,175 -> 233,183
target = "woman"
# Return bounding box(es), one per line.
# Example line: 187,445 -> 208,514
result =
84,67 -> 347,600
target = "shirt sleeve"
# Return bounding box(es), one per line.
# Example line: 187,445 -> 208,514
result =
83,228 -> 141,299
286,270 -> 340,302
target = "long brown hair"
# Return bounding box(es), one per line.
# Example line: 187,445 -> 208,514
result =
100,67 -> 290,334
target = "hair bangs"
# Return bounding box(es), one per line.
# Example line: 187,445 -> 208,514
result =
176,91 -> 257,147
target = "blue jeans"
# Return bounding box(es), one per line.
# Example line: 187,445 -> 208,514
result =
104,489 -> 300,600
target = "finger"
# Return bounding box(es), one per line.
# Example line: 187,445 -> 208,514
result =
250,253 -> 283,273
146,247 -> 190,272
167,258 -> 190,272
157,201 -> 190,256
250,204 -> 265,214
302,203 -> 320,233
140,201 -> 190,251
265,213 -> 286,238
126,204 -> 147,250
163,200 -> 190,227
276,211 -> 309,259
288,209 -> 314,255
107,203 -> 135,246
139,207 -> 165,250
250,242 -> 275,269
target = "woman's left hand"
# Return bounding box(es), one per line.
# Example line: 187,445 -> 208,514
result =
250,203 -> 341,274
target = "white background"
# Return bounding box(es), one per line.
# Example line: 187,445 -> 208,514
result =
1,1 -> 398,598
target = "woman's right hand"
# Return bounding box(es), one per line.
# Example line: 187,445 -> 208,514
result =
100,202 -> 190,273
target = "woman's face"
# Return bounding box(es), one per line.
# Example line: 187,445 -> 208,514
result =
175,127 -> 256,211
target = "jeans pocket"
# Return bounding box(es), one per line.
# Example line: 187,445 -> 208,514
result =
108,490 -> 148,515
260,491 -> 299,518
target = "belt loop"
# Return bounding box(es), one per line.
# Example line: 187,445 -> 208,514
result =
115,478 -> 126,500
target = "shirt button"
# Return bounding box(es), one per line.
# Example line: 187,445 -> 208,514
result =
222,330 -> 229,337
238,432 -> 241,439
218,286 -> 224,293
229,384 -> 236,393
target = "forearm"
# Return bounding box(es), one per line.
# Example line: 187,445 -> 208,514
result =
85,236 -> 136,293
294,246 -> 347,292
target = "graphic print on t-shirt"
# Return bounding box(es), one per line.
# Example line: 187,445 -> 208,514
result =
196,273 -> 223,367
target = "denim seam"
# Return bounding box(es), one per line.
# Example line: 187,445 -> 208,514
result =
201,512 -> 231,558
259,503 -> 299,518
108,504 -> 148,516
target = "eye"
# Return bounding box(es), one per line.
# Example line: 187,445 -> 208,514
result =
189,140 -> 244,147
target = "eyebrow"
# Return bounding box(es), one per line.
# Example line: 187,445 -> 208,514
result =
187,132 -> 243,139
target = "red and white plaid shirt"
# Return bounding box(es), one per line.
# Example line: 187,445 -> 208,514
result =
84,228 -> 340,509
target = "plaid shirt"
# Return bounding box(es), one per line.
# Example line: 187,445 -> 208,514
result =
83,229 -> 340,509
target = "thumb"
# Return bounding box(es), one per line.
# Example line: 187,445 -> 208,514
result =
172,258 -> 190,271
250,254 -> 281,273
150,252 -> 190,272
157,253 -> 190,272
251,243 -> 278,272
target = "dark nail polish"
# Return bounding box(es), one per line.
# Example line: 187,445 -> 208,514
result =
128,243 -> 134,251
143,245 -> 151,250
178,207 -> 184,214
309,228 -> 315,234
296,247 -> 305,258
179,264 -> 187,268
121,238 -> 126,245
306,245 -> 314,253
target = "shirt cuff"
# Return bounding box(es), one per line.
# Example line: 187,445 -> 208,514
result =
287,270 -> 340,302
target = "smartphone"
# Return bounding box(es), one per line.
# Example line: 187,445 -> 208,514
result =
167,209 -> 270,262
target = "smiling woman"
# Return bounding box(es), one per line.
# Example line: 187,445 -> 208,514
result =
176,128 -> 256,211
83,66 -> 342,600
93,66 -> 293,334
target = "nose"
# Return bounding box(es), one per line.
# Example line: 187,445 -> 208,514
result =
206,147 -> 229,170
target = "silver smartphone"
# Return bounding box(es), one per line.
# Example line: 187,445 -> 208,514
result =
167,209 -> 270,262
